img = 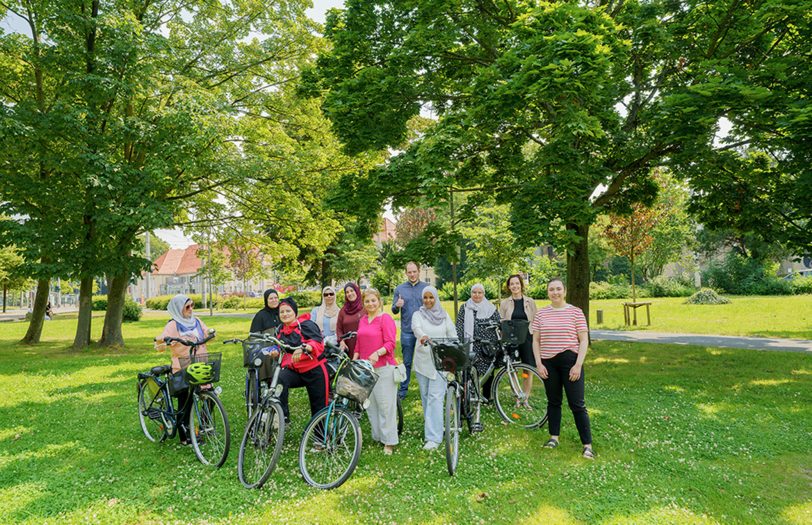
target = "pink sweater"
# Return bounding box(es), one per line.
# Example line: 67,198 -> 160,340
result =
355,313 -> 397,368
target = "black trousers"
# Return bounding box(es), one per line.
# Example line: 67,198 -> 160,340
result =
279,364 -> 329,421
541,350 -> 592,444
175,389 -> 190,441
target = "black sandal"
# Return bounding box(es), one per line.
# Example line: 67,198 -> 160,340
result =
543,438 -> 559,449
583,446 -> 595,459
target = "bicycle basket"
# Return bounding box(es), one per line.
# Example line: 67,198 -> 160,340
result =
335,360 -> 379,405
430,338 -> 473,374
500,319 -> 529,346
178,352 -> 222,384
244,340 -> 280,381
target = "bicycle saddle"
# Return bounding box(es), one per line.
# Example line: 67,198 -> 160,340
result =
150,365 -> 172,376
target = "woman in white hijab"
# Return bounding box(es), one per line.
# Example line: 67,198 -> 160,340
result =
455,283 -> 501,402
310,286 -> 339,344
157,294 -> 214,445
410,286 -> 456,450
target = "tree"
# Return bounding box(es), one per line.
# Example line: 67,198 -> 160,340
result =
0,245 -> 27,313
306,0 -> 807,321
1,0 -> 327,346
604,205 -> 661,302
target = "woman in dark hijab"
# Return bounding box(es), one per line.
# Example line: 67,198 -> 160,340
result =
250,288 -> 281,333
336,282 -> 363,355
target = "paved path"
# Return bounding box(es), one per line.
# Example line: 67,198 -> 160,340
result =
591,330 -> 812,354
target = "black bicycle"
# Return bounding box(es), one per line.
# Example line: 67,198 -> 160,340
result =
476,319 -> 548,429
137,331 -> 231,468
298,333 -> 375,490
428,338 -> 482,476
224,333 -> 304,489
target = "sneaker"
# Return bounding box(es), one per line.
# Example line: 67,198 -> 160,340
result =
383,445 -> 394,455
583,446 -> 595,459
423,441 -> 440,450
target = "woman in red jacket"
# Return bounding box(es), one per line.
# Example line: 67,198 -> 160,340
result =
275,297 -> 327,424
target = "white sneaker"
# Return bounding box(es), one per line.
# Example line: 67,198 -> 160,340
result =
423,441 -> 440,450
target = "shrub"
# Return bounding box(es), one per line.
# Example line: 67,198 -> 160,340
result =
145,294 -> 225,310
646,276 -> 695,297
589,280 -> 632,300
284,290 -> 323,310
789,276 -> 812,295
122,299 -> 142,322
685,288 -> 731,305
92,297 -> 107,311
703,253 -> 791,295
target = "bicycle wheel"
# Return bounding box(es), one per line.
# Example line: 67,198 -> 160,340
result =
464,373 -> 482,433
238,400 -> 286,489
298,405 -> 361,489
245,369 -> 260,420
492,364 -> 548,428
444,384 -> 460,476
189,390 -> 231,468
138,382 -> 170,442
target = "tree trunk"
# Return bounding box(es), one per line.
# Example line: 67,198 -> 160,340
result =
566,223 -> 591,326
99,273 -> 128,347
73,276 -> 94,349
2,284 -> 6,313
22,278 -> 50,344
631,253 -> 637,303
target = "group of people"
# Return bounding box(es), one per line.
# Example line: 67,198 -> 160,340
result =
159,261 -> 594,459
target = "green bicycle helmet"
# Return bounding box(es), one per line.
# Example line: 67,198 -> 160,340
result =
186,362 -> 214,385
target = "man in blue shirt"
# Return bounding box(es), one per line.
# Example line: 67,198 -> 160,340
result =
391,261 -> 428,399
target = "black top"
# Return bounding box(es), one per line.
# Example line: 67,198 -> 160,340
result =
511,298 -> 527,321
250,289 -> 282,333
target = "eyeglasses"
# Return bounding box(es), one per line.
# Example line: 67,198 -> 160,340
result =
184,304 -> 193,309
323,293 -> 335,296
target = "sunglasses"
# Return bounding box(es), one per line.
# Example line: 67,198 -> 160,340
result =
184,304 -> 193,309
323,292 -> 335,297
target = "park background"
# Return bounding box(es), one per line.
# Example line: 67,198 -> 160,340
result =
0,0 -> 810,523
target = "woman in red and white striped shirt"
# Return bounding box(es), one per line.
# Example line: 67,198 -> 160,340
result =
531,278 -> 594,459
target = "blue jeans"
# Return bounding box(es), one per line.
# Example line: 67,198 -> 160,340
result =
399,331 -> 416,398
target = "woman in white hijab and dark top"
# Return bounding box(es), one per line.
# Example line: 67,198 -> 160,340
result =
455,283 -> 501,402
250,289 -> 282,333
310,286 -> 339,344
411,286 -> 457,450
158,294 -> 213,445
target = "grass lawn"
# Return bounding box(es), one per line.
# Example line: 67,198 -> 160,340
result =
585,295 -> 812,339
0,315 -> 810,524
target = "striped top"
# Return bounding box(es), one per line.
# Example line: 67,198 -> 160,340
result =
531,305 -> 588,359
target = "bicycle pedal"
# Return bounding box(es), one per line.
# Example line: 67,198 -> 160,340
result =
471,423 -> 484,433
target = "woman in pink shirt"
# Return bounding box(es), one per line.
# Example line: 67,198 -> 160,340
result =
354,288 -> 399,455
531,278 -> 594,459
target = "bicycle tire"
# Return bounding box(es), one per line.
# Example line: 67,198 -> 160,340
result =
138,381 -> 170,442
464,374 -> 481,433
189,390 -> 231,468
444,384 -> 460,476
246,369 -> 260,420
492,364 -> 548,429
298,405 -> 361,489
238,400 -> 285,489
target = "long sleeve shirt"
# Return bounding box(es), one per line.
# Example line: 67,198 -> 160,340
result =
391,280 -> 428,334
355,313 -> 397,368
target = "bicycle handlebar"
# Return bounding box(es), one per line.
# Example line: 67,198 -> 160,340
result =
162,331 -> 216,348
223,333 -> 307,353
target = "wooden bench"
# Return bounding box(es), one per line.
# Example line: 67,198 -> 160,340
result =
623,301 -> 652,326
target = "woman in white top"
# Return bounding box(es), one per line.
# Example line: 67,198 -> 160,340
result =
310,286 -> 339,344
411,286 -> 456,450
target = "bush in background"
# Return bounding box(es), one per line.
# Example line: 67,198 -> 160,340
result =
646,276 -> 695,297
703,253 -> 792,295
685,288 -> 731,305
122,300 -> 142,322
789,276 -> 812,295
439,278 -> 502,302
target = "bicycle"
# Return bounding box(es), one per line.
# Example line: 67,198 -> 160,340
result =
428,338 -> 481,476
136,331 -> 231,468
476,319 -> 548,429
298,333 -> 376,490
237,333 -> 281,421
224,332 -> 304,489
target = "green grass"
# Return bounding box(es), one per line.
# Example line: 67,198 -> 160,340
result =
585,295 -> 812,339
0,316 -> 810,524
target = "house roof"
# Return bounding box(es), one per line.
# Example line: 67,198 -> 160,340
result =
373,217 -> 397,245
152,244 -> 202,276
